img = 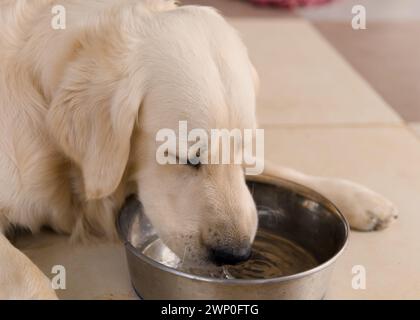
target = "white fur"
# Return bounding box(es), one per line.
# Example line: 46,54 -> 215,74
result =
0,0 -> 397,299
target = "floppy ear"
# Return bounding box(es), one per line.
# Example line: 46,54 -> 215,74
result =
47,46 -> 144,200
250,62 -> 260,96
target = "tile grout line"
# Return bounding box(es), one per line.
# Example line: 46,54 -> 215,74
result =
260,121 -> 420,148
403,122 -> 420,144
304,20 -> 404,123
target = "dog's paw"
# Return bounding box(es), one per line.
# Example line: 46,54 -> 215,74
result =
347,189 -> 398,231
317,179 -> 398,231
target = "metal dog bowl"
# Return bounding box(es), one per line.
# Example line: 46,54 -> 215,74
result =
118,174 -> 349,299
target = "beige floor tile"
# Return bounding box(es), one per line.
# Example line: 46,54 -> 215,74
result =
14,233 -> 136,300
314,22 -> 420,122
298,0 -> 420,22
229,19 -> 401,125
408,122 -> 420,139
264,125 -> 420,299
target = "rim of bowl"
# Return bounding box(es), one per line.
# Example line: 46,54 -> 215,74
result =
118,174 -> 350,285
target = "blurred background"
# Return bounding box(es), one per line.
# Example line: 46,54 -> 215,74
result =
184,0 -> 420,126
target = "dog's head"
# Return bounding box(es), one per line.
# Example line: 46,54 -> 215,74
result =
47,6 -> 260,265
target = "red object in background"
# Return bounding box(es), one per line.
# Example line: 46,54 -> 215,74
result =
249,0 -> 333,8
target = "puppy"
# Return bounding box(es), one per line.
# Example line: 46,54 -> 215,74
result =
0,0 -> 397,299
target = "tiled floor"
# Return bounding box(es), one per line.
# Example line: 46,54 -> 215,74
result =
15,232 -> 134,300
230,19 -> 401,126
303,0 -> 420,124
185,0 -> 420,124
297,0 -> 420,22
14,1 -> 420,299
409,123 -> 420,139
313,21 -> 420,122
264,126 -> 420,299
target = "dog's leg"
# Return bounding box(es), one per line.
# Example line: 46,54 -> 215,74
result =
263,164 -> 398,231
0,233 -> 58,299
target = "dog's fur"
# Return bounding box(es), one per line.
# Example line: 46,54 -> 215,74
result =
0,0 -> 397,299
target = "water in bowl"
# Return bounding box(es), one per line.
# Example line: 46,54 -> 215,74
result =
137,230 -> 318,280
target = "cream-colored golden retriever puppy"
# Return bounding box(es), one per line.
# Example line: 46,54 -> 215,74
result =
0,0 -> 397,299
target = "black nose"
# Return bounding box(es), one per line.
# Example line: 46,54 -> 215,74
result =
209,245 -> 252,265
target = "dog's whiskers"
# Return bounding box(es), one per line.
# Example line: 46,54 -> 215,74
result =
179,245 -> 189,268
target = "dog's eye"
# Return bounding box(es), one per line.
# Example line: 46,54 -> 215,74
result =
174,153 -> 201,169
186,158 -> 201,169
186,150 -> 201,169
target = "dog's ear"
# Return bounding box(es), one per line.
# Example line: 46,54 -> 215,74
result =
250,62 -> 260,96
47,42 -> 144,200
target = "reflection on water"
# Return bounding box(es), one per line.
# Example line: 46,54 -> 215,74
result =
138,230 -> 318,280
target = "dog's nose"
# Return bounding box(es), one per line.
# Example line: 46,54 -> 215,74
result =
209,245 -> 252,265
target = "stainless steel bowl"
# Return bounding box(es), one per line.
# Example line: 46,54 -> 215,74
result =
118,174 -> 349,300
